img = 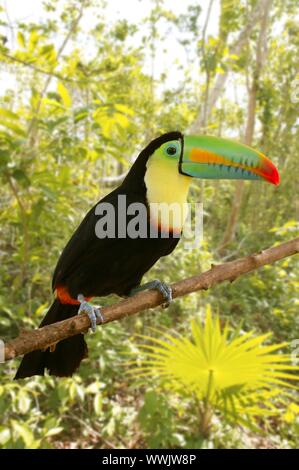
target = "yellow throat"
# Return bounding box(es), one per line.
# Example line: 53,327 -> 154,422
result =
144,157 -> 191,233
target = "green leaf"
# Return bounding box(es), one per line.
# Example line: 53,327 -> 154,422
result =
0,108 -> 19,121
114,103 -> 134,116
133,308 -> 299,432
57,82 -> 72,108
93,393 -> 103,415
0,427 -> 10,445
28,30 -> 39,52
39,44 -> 55,56
17,32 -> 26,48
86,381 -> 100,394
74,108 -> 89,123
44,427 -> 64,437
18,394 -> 31,414
12,421 -> 35,448
0,121 -> 26,137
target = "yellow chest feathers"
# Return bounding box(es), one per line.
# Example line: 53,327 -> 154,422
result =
144,158 -> 191,233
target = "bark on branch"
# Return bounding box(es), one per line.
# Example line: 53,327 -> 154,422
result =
4,237 -> 299,362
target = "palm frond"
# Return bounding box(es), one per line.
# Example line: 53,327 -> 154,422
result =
131,306 -> 299,429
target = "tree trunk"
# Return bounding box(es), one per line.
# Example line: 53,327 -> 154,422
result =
217,0 -> 273,255
189,0 -> 271,134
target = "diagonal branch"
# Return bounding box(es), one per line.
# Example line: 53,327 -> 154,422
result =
4,237 -> 299,361
0,50 -> 101,85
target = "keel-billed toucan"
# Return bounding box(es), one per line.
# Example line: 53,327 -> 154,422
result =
15,132 -> 279,378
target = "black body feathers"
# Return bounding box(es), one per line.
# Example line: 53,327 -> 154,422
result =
15,132 -> 183,378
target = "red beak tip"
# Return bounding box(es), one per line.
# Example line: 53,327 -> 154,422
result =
271,169 -> 280,186
265,161 -> 280,186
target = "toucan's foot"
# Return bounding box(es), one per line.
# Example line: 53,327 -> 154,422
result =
77,294 -> 104,332
130,280 -> 173,307
42,342 -> 57,353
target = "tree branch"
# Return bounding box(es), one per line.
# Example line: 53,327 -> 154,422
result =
4,237 -> 299,361
0,50 -> 101,85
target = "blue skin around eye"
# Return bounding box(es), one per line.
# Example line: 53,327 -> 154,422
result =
164,142 -> 180,157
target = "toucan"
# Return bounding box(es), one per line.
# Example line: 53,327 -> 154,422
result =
15,131 -> 279,379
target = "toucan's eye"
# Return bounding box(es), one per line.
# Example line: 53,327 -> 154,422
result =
165,143 -> 179,157
167,146 -> 177,155
163,141 -> 180,158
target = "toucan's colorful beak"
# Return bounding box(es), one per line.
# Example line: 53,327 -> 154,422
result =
181,135 -> 280,185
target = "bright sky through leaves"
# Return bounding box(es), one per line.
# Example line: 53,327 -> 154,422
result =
1,0 -> 220,92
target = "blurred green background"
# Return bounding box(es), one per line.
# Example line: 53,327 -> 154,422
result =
0,0 -> 298,449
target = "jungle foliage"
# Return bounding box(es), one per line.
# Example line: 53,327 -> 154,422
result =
0,0 -> 298,449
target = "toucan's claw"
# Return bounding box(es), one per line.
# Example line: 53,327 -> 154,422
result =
130,280 -> 173,307
152,280 -> 173,307
77,294 -> 104,332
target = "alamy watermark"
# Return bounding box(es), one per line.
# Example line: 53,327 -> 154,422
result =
94,195 -> 203,249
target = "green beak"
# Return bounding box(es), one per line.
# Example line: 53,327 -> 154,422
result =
181,135 -> 280,185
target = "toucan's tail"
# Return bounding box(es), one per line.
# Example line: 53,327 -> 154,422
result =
14,299 -> 88,379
